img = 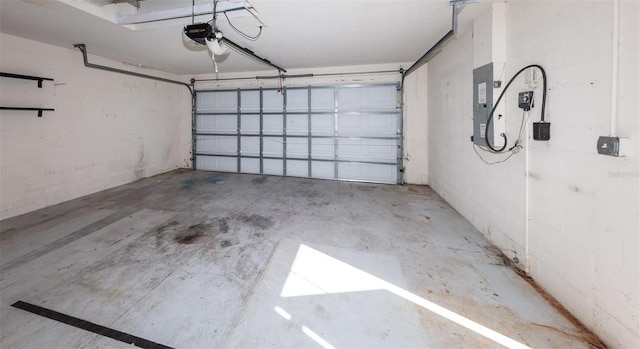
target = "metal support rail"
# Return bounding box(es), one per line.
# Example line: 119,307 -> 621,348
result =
196,110 -> 396,115
220,38 -> 286,73
403,0 -> 474,78
283,87 -> 288,176
73,44 -> 194,97
307,88 -> 313,177
259,89 -> 264,173
194,132 -> 399,141
194,69 -> 401,83
236,88 -> 242,173
191,79 -> 197,169
396,80 -> 404,183
194,152 -> 398,166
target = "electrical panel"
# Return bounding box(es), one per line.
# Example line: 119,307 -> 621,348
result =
473,63 -> 504,147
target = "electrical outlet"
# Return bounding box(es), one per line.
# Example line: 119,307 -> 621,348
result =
518,91 -> 534,111
597,136 -> 629,156
597,136 -> 619,156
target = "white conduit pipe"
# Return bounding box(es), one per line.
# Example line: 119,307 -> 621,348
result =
610,0 -> 620,136
524,109 -> 530,274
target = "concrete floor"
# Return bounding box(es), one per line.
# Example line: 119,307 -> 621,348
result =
0,170 -> 594,349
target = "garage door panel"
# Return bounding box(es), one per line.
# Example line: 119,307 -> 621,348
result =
337,139 -> 397,162
287,160 -> 308,177
287,89 -> 308,112
241,91 -> 260,112
263,90 -> 284,112
338,163 -> 397,183
337,85 -> 397,112
310,114 -> 334,135
311,161 -> 334,179
286,138 -> 308,158
263,159 -> 283,175
241,115 -> 260,133
311,138 -> 334,160
195,84 -> 401,184
264,137 -> 284,156
241,158 -> 260,174
197,91 -> 237,112
263,115 -> 283,134
241,137 -> 259,156
197,135 -> 237,155
338,113 -> 399,136
310,88 -> 335,111
197,156 -> 237,172
286,114 -> 308,135
196,114 -> 237,133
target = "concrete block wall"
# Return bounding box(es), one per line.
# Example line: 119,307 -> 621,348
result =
425,2 -> 639,348
0,34 -> 192,220
402,66 -> 429,185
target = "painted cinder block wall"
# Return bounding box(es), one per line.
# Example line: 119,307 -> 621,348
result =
0,34 -> 193,220
425,2 -> 639,348
402,66 -> 429,185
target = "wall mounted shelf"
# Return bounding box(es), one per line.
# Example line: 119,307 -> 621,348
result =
0,72 -> 54,88
0,107 -> 55,117
1,72 -> 55,117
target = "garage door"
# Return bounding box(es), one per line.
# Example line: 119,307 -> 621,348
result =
193,84 -> 403,184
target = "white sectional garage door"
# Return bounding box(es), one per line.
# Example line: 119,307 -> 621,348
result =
193,84 -> 402,184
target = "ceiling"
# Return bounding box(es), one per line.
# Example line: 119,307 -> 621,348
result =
0,0 -> 485,76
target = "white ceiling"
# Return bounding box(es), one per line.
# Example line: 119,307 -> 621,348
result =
0,0 -> 484,76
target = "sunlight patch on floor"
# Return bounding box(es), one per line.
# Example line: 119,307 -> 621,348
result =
280,243 -> 531,349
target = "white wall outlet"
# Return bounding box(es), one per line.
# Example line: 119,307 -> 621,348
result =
597,136 -> 630,157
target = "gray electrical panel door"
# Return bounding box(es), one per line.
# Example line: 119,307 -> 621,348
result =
473,63 -> 494,146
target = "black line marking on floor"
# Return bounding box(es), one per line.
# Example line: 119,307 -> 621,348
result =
11,301 -> 174,349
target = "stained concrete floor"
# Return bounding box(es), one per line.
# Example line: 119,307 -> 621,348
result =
0,170 -> 594,349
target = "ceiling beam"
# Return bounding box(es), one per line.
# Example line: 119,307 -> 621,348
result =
116,1 -> 249,25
